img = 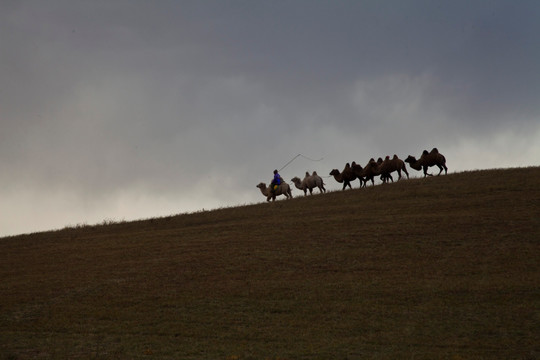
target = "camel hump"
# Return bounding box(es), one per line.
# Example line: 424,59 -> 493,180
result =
422,149 -> 429,156
431,147 -> 439,154
385,155 -> 390,160
312,171 -> 318,176
393,154 -> 398,159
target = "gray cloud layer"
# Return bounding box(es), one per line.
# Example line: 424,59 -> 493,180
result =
2,1 -> 539,236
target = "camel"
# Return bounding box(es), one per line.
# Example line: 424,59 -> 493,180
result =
351,158 -> 386,186
378,155 -> 409,182
350,162 -> 367,188
374,157 -> 394,184
256,182 -> 293,202
405,148 -> 448,177
329,163 -> 357,190
291,171 -> 326,196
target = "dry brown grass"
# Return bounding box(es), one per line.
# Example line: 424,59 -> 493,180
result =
1,167 -> 539,359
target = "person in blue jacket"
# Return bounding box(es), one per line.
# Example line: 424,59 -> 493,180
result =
270,169 -> 282,193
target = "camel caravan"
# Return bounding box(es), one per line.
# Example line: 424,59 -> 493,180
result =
257,148 -> 447,201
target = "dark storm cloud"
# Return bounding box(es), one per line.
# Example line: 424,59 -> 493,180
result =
1,0 -> 539,236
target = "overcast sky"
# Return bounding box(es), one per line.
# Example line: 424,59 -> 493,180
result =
1,1 -> 539,237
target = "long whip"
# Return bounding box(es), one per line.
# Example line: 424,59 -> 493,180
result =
279,154 -> 324,172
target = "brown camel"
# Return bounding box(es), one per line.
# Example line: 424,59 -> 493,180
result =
329,163 -> 357,190
405,148 -> 448,177
378,155 -> 409,182
350,162 -> 367,188
354,158 -> 388,186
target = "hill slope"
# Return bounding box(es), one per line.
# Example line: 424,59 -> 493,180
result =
1,167 -> 539,359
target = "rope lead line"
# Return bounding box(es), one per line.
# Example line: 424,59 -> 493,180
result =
279,154 -> 324,172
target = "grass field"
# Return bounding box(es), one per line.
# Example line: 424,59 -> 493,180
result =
1,167 -> 539,359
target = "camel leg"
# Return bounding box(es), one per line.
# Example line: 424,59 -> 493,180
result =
437,164 -> 448,175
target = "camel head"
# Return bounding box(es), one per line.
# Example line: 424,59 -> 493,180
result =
329,169 -> 340,176
291,177 -> 301,184
404,155 -> 416,163
256,182 -> 267,190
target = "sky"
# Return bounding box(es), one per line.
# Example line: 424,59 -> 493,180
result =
1,0 -> 539,237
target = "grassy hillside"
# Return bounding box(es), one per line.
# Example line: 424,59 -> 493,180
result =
1,167 -> 539,359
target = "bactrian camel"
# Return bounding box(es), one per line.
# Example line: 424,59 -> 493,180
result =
329,163 -> 357,190
291,171 -> 326,196
350,162 -> 367,188
352,158 -> 392,186
405,148 -> 448,177
378,155 -> 409,182
256,182 -> 293,202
